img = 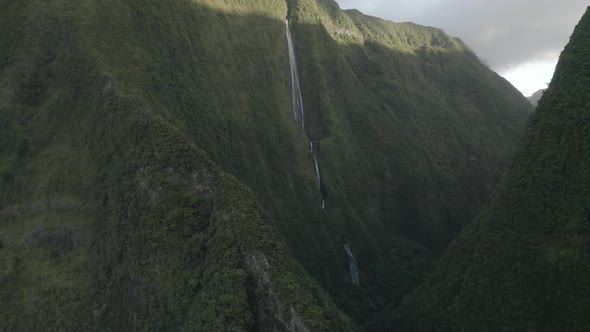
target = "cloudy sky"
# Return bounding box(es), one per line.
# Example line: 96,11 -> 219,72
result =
336,0 -> 588,96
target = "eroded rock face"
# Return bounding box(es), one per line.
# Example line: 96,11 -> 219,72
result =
246,252 -> 310,332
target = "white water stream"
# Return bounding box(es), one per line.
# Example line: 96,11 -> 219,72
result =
286,20 -> 305,129
344,244 -> 360,285
287,20 -> 325,209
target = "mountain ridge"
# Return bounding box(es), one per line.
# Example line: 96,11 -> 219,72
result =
528,88 -> 545,106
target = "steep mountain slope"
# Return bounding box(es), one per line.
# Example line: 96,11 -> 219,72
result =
0,0 -> 351,330
0,0 -> 532,328
286,0 -> 531,318
391,7 -> 590,331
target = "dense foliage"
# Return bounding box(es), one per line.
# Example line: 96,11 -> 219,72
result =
0,0 -> 532,329
0,0 -> 351,330
390,7 -> 590,331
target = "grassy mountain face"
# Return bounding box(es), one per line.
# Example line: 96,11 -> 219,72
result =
0,0 -> 531,329
292,3 -> 532,250
286,0 -> 531,319
0,0 -> 351,330
391,8 -> 590,331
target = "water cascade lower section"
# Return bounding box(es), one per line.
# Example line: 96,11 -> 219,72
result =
310,142 -> 326,209
344,245 -> 360,285
286,19 -> 326,209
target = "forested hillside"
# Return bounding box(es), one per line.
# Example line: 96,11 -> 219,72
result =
0,0 -> 532,329
390,7 -> 590,332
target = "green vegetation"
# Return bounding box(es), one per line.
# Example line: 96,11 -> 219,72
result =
0,0 -> 351,330
390,7 -> 590,331
0,0 -> 533,329
285,0 -> 531,320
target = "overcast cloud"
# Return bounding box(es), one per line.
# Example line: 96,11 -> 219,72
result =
336,0 -> 588,95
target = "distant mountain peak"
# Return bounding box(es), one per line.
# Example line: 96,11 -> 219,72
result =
527,88 -> 546,106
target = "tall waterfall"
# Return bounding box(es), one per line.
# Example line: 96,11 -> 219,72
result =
286,20 -> 304,129
344,245 -> 360,285
286,20 -> 326,209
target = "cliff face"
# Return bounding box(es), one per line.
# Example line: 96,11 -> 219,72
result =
391,7 -> 590,332
0,0 -> 532,328
283,0 -> 531,319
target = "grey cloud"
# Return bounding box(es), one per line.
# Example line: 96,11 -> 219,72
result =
337,0 -> 588,71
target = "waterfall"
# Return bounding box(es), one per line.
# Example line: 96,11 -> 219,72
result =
286,20 -> 326,209
344,245 -> 360,285
286,20 -> 304,129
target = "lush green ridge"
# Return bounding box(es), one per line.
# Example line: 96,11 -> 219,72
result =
390,7 -> 590,331
1,0 -> 532,328
0,0 -> 351,330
